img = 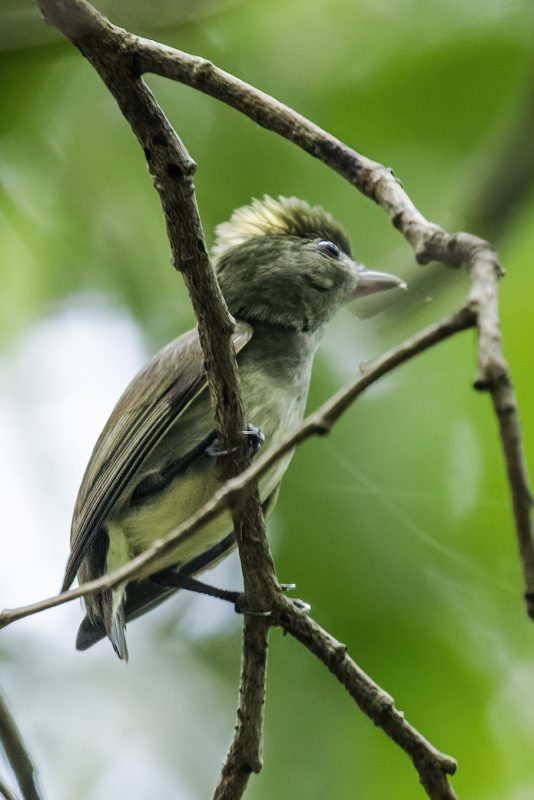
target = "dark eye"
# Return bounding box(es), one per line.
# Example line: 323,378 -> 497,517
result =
317,240 -> 340,258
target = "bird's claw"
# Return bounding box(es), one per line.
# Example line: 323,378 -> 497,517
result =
279,584 -> 309,612
205,423 -> 265,458
291,598 -> 311,614
242,423 -> 265,457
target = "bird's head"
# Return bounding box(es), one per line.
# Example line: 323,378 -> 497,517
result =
213,196 -> 406,333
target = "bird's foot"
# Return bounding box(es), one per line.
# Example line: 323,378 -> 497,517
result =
290,598 -> 311,614
205,423 -> 265,458
242,423 -> 265,456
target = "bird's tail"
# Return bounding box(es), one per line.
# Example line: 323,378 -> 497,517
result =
110,605 -> 129,661
75,588 -> 129,661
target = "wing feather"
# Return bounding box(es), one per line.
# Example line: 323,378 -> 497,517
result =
63,322 -> 252,591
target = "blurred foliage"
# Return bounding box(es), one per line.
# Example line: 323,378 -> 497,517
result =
2,0 -> 534,799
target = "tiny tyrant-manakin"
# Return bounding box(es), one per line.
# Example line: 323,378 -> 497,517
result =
62,196 -> 405,659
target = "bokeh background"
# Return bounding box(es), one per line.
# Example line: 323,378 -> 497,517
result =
1,0 -> 534,798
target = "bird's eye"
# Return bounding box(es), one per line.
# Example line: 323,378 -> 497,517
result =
317,240 -> 340,258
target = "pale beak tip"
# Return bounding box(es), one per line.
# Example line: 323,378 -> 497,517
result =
352,268 -> 408,299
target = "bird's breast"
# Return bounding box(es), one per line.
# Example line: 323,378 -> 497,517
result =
107,351 -> 312,579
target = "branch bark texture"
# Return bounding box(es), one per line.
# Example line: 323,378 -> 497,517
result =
276,602 -> 458,800
0,775 -> 20,800
0,692 -> 42,800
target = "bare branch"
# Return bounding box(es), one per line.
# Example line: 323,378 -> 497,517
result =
212,617 -> 270,800
275,600 -> 458,800
126,36 -> 473,263
0,775 -> 21,800
0,692 -> 42,800
468,249 -> 534,611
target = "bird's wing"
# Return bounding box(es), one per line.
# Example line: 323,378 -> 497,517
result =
63,322 -> 253,592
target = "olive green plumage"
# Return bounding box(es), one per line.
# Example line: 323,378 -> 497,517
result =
64,196 -> 405,660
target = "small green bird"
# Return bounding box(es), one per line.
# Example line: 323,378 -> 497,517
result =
63,196 -> 405,659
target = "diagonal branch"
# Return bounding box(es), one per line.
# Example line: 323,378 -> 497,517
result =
0,691 -> 42,800
0,776 -> 20,800
468,248 -> 534,613
0,305 -> 476,630
276,601 -> 458,800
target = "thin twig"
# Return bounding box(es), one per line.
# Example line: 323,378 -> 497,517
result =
275,599 -> 458,800
213,616 -> 270,800
0,693 -> 42,800
0,305 -> 475,628
0,775 -> 21,800
468,249 -> 534,611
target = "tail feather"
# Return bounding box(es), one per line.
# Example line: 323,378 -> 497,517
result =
76,614 -> 106,650
110,606 -> 129,661
75,598 -> 129,661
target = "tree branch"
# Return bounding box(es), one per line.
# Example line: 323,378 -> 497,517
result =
212,616 -> 270,800
0,776 -> 20,800
0,305 -> 475,629
276,601 -> 458,800
0,692 -> 42,800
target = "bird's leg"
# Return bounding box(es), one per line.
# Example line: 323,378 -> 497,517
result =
205,423 -> 265,458
151,569 -> 271,616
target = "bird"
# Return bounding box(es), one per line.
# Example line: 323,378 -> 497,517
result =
62,195 -> 406,660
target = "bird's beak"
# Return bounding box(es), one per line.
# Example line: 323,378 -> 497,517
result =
350,265 -> 407,299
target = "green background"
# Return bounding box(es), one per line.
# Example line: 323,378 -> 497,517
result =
1,0 -> 534,798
